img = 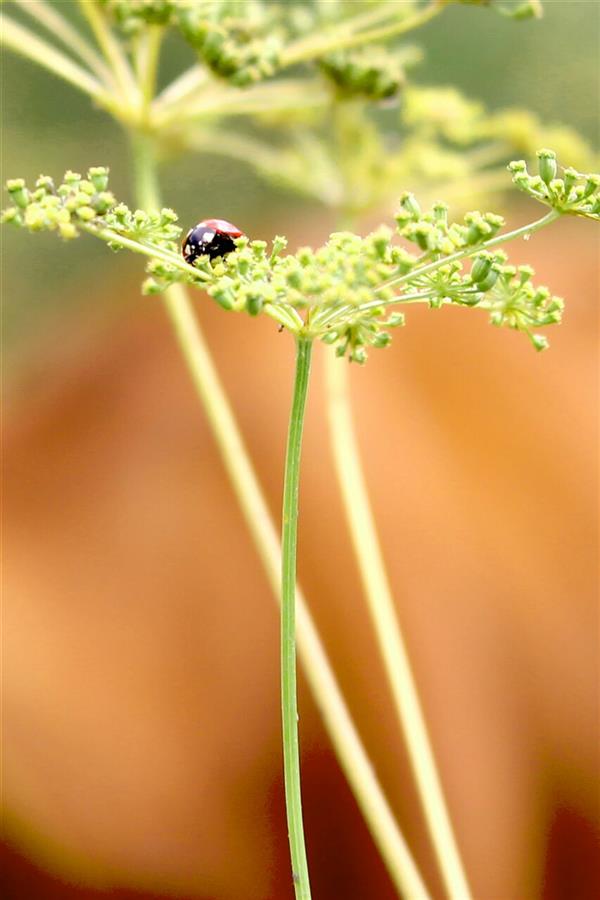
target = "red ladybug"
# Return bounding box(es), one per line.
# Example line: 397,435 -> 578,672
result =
182,218 -> 244,263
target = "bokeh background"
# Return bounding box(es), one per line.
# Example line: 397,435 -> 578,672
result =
2,2 -> 599,898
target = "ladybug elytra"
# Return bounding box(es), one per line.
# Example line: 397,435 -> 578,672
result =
182,218 -> 244,264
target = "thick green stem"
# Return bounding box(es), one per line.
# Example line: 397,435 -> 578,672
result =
281,338 -> 313,900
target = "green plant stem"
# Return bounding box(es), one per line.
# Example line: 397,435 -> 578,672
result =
0,14 -> 110,104
82,223 -> 206,280
77,0 -> 139,106
130,133 -> 432,900
11,0 -> 114,87
135,25 -> 164,113
324,351 -> 473,900
282,0 -> 443,66
281,337 -> 313,900
158,78 -> 330,126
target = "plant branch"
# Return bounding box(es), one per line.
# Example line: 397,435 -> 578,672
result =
82,223 -> 206,280
0,14 -> 111,105
134,24 -> 164,114
281,337 -> 313,899
282,0 -> 444,67
77,0 -> 139,107
152,65 -> 209,116
380,209 -> 561,294
11,0 -> 114,87
157,78 -> 330,126
324,350 -> 473,900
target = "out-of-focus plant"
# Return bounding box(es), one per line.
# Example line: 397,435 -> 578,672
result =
2,2 -> 598,899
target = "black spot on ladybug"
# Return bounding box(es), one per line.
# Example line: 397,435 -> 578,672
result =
182,218 -> 244,263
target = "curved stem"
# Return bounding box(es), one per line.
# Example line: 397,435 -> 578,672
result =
281,338 -> 313,899
130,134 -> 432,900
324,351 -> 473,900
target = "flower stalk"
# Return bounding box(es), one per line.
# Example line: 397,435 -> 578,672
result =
281,337 -> 313,899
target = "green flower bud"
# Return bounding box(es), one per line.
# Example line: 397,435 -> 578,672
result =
270,235 -> 288,260
211,287 -> 235,310
386,312 -> 405,328
58,222 -> 78,240
76,206 -> 97,221
246,294 -> 263,316
7,179 -> 29,209
24,206 -> 46,230
351,347 -> 368,364
530,333 -> 549,352
35,175 -> 55,194
476,266 -> 500,292
1,207 -> 21,224
470,255 -> 493,284
372,332 -> 391,348
88,166 -> 109,192
537,149 -> 557,185
433,202 -> 448,225
398,191 -> 421,221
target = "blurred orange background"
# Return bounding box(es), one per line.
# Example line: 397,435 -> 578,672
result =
2,3 -> 599,899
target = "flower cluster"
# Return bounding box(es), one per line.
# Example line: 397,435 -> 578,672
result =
5,150 -> 597,361
319,46 -> 407,100
509,150 -> 600,220
2,168 -> 116,240
395,194 -> 504,254
177,2 -> 283,87
2,167 -> 182,246
98,0 -> 177,32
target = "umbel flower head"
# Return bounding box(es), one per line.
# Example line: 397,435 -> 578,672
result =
3,151 -> 598,360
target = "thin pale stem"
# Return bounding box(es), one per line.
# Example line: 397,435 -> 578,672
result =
131,134 -> 432,900
324,350 -> 473,900
134,24 -> 164,114
282,0 -> 444,67
281,337 -> 313,899
82,223 -> 206,281
11,0 -> 114,86
152,65 -> 210,116
157,79 -> 330,126
0,14 -> 110,104
77,0 -> 139,107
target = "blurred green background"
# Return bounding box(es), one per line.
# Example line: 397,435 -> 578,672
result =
2,0 -> 598,361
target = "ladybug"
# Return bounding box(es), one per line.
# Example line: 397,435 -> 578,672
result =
182,218 -> 244,264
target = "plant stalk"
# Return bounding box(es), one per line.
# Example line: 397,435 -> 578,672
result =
130,131 -> 431,899
281,337 -> 313,899
282,0 -> 443,66
324,351 -> 473,900
0,14 -> 109,103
